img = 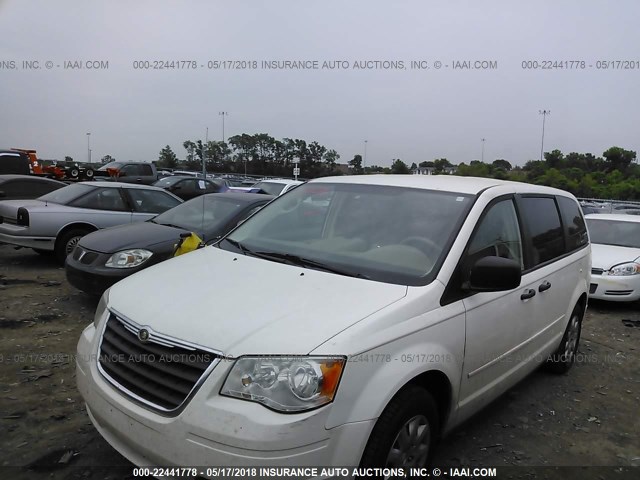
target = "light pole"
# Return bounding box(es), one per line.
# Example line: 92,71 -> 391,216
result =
203,127 -> 208,177
219,112 -> 228,143
481,138 -> 486,163
86,132 -> 91,164
363,140 -> 368,174
539,110 -> 550,162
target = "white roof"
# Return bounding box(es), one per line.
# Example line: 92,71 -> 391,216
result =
310,174 -> 570,196
257,179 -> 303,186
585,213 -> 640,223
81,181 -> 164,191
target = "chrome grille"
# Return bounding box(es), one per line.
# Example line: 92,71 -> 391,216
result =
604,290 -> 633,296
72,247 -> 99,265
98,312 -> 220,413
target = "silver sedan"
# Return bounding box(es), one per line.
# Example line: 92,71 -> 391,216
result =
0,181 -> 182,263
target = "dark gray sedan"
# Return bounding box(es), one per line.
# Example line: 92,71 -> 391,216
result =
65,192 -> 274,295
0,174 -> 66,200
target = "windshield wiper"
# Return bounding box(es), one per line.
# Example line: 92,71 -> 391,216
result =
253,251 -> 370,279
223,238 -> 252,255
157,222 -> 188,230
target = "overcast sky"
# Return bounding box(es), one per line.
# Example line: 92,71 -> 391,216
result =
1,0 -> 639,167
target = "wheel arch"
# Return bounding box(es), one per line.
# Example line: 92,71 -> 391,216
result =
55,222 -> 98,246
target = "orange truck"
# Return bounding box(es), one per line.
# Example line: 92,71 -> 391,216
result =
8,148 -> 95,180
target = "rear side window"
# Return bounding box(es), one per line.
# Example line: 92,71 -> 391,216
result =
127,188 -> 181,213
556,196 -> 588,252
519,197 -> 565,267
71,188 -> 128,211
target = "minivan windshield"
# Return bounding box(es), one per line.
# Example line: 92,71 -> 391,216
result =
586,218 -> 640,248
219,182 -> 473,285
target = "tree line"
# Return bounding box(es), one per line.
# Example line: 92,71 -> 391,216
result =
453,147 -> 639,200
96,136 -> 640,201
157,134 -> 342,178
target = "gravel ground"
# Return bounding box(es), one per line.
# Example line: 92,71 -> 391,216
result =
0,244 -> 638,479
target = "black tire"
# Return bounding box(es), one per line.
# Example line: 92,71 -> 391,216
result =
84,168 -> 94,178
545,302 -> 584,374
360,386 -> 439,470
55,228 -> 89,264
70,168 -> 79,178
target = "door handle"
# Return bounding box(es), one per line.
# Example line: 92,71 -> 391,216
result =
521,289 -> 536,300
538,281 -> 551,292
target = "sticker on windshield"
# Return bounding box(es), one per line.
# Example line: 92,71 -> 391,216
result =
456,196 -> 464,201
198,180 -> 206,189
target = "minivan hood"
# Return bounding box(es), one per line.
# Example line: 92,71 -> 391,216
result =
107,246 -> 408,356
591,243 -> 640,270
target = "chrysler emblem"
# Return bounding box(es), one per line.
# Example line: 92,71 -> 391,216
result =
138,329 -> 150,343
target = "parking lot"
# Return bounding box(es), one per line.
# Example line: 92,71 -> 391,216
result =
0,244 -> 638,479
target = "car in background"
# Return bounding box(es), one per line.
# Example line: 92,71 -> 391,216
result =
586,214 -> 640,302
0,182 -> 182,263
66,193 -> 273,295
153,176 -> 229,200
94,162 -> 164,184
0,175 -> 66,200
0,150 -> 33,175
247,178 -> 302,196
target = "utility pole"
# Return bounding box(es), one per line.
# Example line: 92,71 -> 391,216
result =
86,132 -> 91,164
203,127 -> 208,177
219,112 -> 228,143
481,138 -> 486,163
363,140 -> 368,174
539,110 -> 550,162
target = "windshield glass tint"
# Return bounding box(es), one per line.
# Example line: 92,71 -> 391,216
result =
98,162 -> 123,171
38,183 -> 95,204
154,176 -> 184,187
586,219 -> 640,248
253,182 -> 285,196
153,195 -> 247,232
221,182 -> 473,285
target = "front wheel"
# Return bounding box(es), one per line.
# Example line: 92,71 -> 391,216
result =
360,386 -> 439,471
546,302 -> 584,374
55,228 -> 89,264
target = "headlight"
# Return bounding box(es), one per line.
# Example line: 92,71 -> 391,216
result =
105,249 -> 153,268
93,288 -> 110,327
608,262 -> 640,276
220,356 -> 346,412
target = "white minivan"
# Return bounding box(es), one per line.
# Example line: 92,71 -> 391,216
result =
76,175 -> 590,470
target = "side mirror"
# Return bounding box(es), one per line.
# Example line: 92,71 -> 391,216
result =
466,256 -> 521,292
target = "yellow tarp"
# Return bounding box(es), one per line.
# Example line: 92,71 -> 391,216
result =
173,233 -> 203,257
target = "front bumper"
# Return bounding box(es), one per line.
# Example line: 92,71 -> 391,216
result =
76,324 -> 373,469
65,255 -> 132,296
589,273 -> 640,302
0,229 -> 55,250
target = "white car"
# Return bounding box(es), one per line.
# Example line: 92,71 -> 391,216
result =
585,213 -> 640,301
77,175 -> 590,469
248,178 -> 303,195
